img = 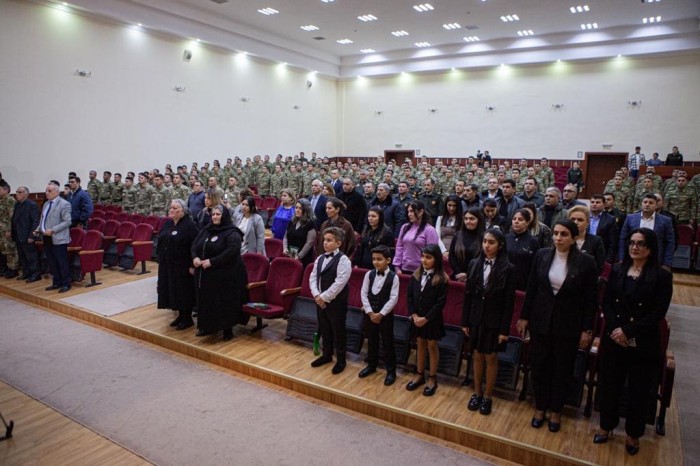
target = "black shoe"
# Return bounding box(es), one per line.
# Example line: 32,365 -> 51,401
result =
422,376 -> 438,396
384,372 -> 396,386
468,394 -> 483,411
45,285 -> 60,291
593,431 -> 612,444
625,438 -> 640,456
195,329 -> 212,337
17,274 -> 29,280
26,276 -> 41,283
222,329 -> 234,341
406,373 -> 425,391
176,321 -> 194,331
331,361 -> 346,374
531,416 -> 545,429
479,397 -> 492,416
358,366 -> 377,378
58,285 -> 71,293
5,270 -> 18,279
170,317 -> 182,327
311,356 -> 332,368
548,420 -> 561,433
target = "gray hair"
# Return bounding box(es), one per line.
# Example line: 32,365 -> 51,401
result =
377,183 -> 391,192
546,186 -> 562,198
170,198 -> 190,216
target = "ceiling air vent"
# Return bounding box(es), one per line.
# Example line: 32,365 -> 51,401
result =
313,36 -> 326,40
210,0 -> 229,4
465,25 -> 479,30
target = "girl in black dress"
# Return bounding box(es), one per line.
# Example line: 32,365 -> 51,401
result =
462,228 -> 516,415
505,209 -> 540,291
283,198 -> 317,269
406,244 -> 449,397
449,207 -> 486,281
354,206 -> 395,269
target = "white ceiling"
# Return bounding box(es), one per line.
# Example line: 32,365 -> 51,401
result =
55,0 -> 700,77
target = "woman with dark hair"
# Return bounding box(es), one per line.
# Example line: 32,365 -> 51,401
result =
449,207 -> 486,281
197,189 -> 223,229
283,198 -> 317,269
157,199 -> 199,330
191,205 -> 248,341
522,202 -> 553,249
270,188 -> 296,240
236,196 -> 266,255
593,228 -> 672,455
462,228 -> 516,415
354,206 -> 395,269
393,201 -> 439,274
505,208 -> 540,291
568,205 -> 606,274
231,188 -> 253,219
517,219 -> 597,432
315,197 -> 356,257
406,244 -> 449,397
436,195 -> 463,257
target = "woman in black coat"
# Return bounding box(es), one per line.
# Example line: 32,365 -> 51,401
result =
157,199 -> 199,330
568,205 -> 606,274
462,228 -> 516,415
191,205 -> 248,341
517,219 -> 597,433
593,228 -> 673,455
505,209 -> 540,291
354,206 -> 395,269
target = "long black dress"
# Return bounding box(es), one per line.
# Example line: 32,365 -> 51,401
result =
157,216 -> 198,313
191,209 -> 249,334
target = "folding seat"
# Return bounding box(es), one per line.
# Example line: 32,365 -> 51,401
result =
262,197 -> 278,226
428,280 -> 466,377
100,219 -> 120,251
494,290 -> 527,390
345,267 -> 369,354
443,259 -> 454,278
118,223 -> 153,274
242,252 -> 270,283
116,212 -> 130,223
87,217 -> 105,232
77,230 -> 104,287
143,215 -> 161,259
91,210 -> 105,219
103,211 -> 117,221
672,224 -> 694,270
67,228 -> 86,282
129,213 -> 146,225
285,264 -> 318,342
242,257 -> 304,332
104,221 -> 136,267
264,237 -> 284,260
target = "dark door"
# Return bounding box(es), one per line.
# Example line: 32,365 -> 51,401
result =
581,152 -> 627,198
384,150 -> 415,165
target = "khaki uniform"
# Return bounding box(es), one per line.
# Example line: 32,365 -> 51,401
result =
286,172 -> 303,198
666,184 -> 698,223
270,173 -> 286,197
135,184 -> 155,215
0,196 -> 19,270
111,182 -> 124,206
151,185 -> 171,217
87,179 -> 102,204
607,186 -> 633,213
170,184 -> 191,204
122,186 -> 137,213
98,181 -> 114,204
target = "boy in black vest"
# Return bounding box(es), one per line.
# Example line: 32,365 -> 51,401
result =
359,245 -> 399,385
310,227 -> 352,374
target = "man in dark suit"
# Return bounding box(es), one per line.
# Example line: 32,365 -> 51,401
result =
37,183 -> 73,292
370,183 -> 401,236
589,194 -> 618,262
618,194 -> 675,268
330,169 -> 343,196
308,179 -> 328,230
655,193 -> 679,253
11,186 -> 41,282
339,178 -> 367,233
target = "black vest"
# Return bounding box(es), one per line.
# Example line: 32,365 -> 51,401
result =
367,270 -> 395,313
317,253 -> 349,303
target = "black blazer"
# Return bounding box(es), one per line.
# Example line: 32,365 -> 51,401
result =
407,275 -> 448,322
603,264 -> 673,357
594,212 -> 618,262
580,233 -> 606,274
11,199 -> 40,243
521,248 -> 598,338
309,194 -> 328,230
461,258 -> 516,335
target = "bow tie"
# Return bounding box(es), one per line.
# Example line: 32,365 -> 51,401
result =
325,253 -> 334,259
484,259 -> 493,267
422,271 -> 433,277
377,271 -> 385,276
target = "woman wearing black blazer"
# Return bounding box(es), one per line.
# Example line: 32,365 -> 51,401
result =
517,219 -> 597,432
593,228 -> 673,455
568,205 -> 606,274
462,228 -> 516,415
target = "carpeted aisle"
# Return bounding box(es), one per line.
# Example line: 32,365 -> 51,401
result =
60,276 -> 157,316
0,297 -> 489,466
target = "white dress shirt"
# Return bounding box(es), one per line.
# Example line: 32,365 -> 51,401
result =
640,212 -> 655,230
360,269 -> 399,316
309,249 -> 352,303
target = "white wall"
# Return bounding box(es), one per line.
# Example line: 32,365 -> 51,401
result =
339,54 -> 700,161
0,0 -> 337,191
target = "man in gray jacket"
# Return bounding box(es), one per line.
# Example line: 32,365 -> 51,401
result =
37,183 -> 73,292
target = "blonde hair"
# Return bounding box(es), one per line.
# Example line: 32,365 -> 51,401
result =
567,205 -> 590,219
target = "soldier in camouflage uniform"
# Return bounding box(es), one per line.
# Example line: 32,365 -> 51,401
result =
301,165 -> 318,197
0,183 -> 19,277
121,176 -> 137,213
98,171 -> 114,205
606,176 -> 633,213
270,164 -> 287,198
111,173 -> 124,207
223,176 -> 242,208
287,164 -> 302,197
632,176 -> 657,212
86,170 -> 102,205
151,174 -> 171,217
170,174 -> 191,204
665,174 -> 697,224
256,166 -> 272,197
135,173 -> 155,215
539,158 -> 554,190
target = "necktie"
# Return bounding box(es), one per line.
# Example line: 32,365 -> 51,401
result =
42,200 -> 53,232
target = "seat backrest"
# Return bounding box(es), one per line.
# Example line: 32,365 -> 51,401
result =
299,263 -> 314,298
265,258 -> 303,306
103,211 -> 117,221
117,221 -> 137,239
510,290 -> 526,336
348,267 -> 369,308
263,197 -> 278,210
130,214 -> 145,225
242,252 -> 270,283
87,217 -> 106,232
394,271 -> 412,317
443,260 -> 454,278
91,210 -> 105,219
116,212 -> 130,223
82,230 -> 104,250
102,219 -> 120,237
144,215 -> 160,229
133,223 -> 153,241
443,280 -> 465,326
265,237 -> 284,259
677,224 -> 694,246
156,216 -> 170,232
600,261 -> 612,280
69,228 -> 86,248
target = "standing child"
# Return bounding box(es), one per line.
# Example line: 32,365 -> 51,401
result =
462,228 -> 516,415
359,245 -> 400,386
406,244 -> 449,396
309,227 -> 352,374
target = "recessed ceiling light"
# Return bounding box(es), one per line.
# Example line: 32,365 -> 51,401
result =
62,2 -> 68,5
500,14 -> 520,22
391,30 -> 409,37
337,39 -> 353,44
463,36 -> 480,42
569,5 -> 590,14
413,4 -> 434,12
642,16 -> 662,24
642,0 -> 661,3
358,14 -> 378,22
360,48 -> 376,53
321,0 -> 334,3
580,23 -> 598,30
257,7 -> 279,15
443,23 -> 461,30
516,30 -> 534,37
415,42 -> 431,47
137,23 -> 142,27
300,25 -> 319,31
195,38 -> 200,42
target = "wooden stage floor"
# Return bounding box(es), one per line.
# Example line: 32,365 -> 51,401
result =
0,264 -> 689,466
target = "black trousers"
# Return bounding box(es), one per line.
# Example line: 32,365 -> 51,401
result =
15,239 -> 39,278
530,333 -> 578,413
598,336 -> 656,439
317,304 -> 347,363
43,237 -> 70,287
365,312 -> 395,372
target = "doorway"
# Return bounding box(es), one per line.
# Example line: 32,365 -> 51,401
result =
384,150 -> 416,166
580,152 -> 627,199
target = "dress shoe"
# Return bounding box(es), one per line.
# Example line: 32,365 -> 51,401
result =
331,361 -> 346,374
479,397 -> 492,416
45,285 -> 60,291
311,355 -> 332,368
170,317 -> 182,327
176,321 -> 194,331
5,270 -> 18,279
531,416 -> 545,429
406,373 -> 425,391
468,394 -> 483,411
58,285 -> 71,293
17,274 -> 29,280
26,276 -> 41,284
195,329 -> 212,337
358,366 -> 377,378
422,376 -> 438,397
548,420 -> 561,433
384,372 -> 396,386
593,430 -> 612,444
625,438 -> 640,456
222,328 -> 234,341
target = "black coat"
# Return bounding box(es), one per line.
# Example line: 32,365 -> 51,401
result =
521,248 -> 598,338
157,217 -> 199,312
310,194 -> 328,230
449,230 -> 482,278
407,275 -> 447,322
353,226 -> 395,269
462,257 -> 516,335
339,189 -> 368,233
11,199 -> 40,242
580,233 -> 606,275
370,196 -> 401,237
505,230 -> 540,291
594,212 -> 618,262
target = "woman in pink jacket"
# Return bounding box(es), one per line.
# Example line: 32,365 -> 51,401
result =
393,200 -> 440,274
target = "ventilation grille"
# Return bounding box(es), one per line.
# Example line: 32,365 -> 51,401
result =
313,36 -> 326,40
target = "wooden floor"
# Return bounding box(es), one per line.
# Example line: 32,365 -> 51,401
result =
1,265 -> 694,466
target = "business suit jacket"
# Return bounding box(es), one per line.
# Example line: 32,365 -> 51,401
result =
521,248 -> 598,338
309,194 -> 328,230
238,213 -> 266,255
580,233 -> 606,274
462,258 -> 516,336
11,199 -> 40,242
331,179 -> 343,196
38,197 -> 72,245
593,212 -> 618,262
407,275 -> 447,323
618,212 -> 675,266
339,189 -> 368,233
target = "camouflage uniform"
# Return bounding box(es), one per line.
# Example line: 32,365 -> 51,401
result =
691,174 -> 700,195
607,186 -> 633,213
286,172 -> 302,198
633,188 -> 656,212
270,172 -> 286,198
98,181 -> 114,205
540,167 -> 554,189
111,182 -> 124,206
257,172 -> 272,197
151,185 -> 171,217
170,184 -> 191,204
135,184 -> 155,215
122,186 -> 138,213
301,171 -> 317,197
224,186 -> 241,208
87,178 -> 102,204
0,195 -> 19,271
666,184 -> 698,224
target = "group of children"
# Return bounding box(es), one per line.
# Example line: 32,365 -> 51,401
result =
309,226 -> 516,415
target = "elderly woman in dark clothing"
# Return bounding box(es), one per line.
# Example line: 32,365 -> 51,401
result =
191,205 -> 248,341
593,228 -> 673,455
157,199 -> 199,330
449,207 -> 486,281
505,209 -> 540,291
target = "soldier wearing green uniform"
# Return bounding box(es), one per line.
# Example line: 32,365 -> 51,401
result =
633,176 -> 657,212
122,176 -> 137,213
111,173 -> 125,207
0,183 -> 19,278
224,176 -> 241,208
286,164 -> 302,197
86,170 -> 102,205
135,173 -> 155,215
98,171 -> 114,205
151,174 -> 171,217
270,164 -> 287,198
665,175 -> 697,224
170,174 -> 191,204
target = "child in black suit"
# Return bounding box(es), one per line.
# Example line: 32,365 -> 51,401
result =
406,244 -> 449,396
359,245 -> 399,386
309,227 -> 352,375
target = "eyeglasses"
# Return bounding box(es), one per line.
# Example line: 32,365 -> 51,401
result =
628,240 -> 648,249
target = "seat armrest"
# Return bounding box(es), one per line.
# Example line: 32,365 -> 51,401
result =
68,246 -> 82,252
115,238 -> 132,244
280,287 -> 302,297
247,281 -> 267,290
132,240 -> 154,246
79,249 -> 105,256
